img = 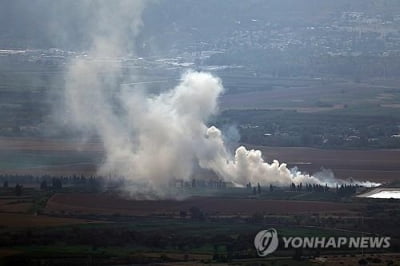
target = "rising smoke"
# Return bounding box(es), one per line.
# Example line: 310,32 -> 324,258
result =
63,1 -> 378,196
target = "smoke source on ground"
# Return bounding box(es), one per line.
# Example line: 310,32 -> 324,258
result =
62,1 -> 379,197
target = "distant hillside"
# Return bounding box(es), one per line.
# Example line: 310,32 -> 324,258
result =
1,0 -> 400,52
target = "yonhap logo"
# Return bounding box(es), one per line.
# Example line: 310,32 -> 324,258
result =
254,228 -> 279,256
254,228 -> 391,257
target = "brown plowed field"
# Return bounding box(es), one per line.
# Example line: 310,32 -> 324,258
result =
254,146 -> 400,183
46,193 -> 360,216
0,213 -> 97,228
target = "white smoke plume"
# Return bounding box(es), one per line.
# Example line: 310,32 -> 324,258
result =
63,1 -> 379,196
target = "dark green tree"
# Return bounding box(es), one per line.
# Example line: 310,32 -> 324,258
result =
15,184 -> 23,196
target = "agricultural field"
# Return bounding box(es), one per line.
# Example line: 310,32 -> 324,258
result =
219,77 -> 400,113
0,185 -> 399,265
1,137 -> 400,185
0,137 -> 101,176
255,146 -> 400,184
45,192 -> 360,217
0,213 -> 96,228
0,188 -> 103,228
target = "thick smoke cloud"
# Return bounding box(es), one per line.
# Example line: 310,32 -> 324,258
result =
63,1 -> 379,196
66,64 -> 327,190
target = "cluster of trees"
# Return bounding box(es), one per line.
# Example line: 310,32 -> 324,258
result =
243,182 -> 360,196
191,179 -> 226,189
0,174 -> 105,194
2,181 -> 24,196
290,183 -> 330,192
336,184 -> 359,196
0,223 -> 261,263
289,182 -> 360,196
0,174 -> 104,186
2,179 -> 59,196
14,184 -> 23,196
246,182 -> 274,194
172,179 -> 227,190
39,178 -> 62,190
2,219 -> 396,265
